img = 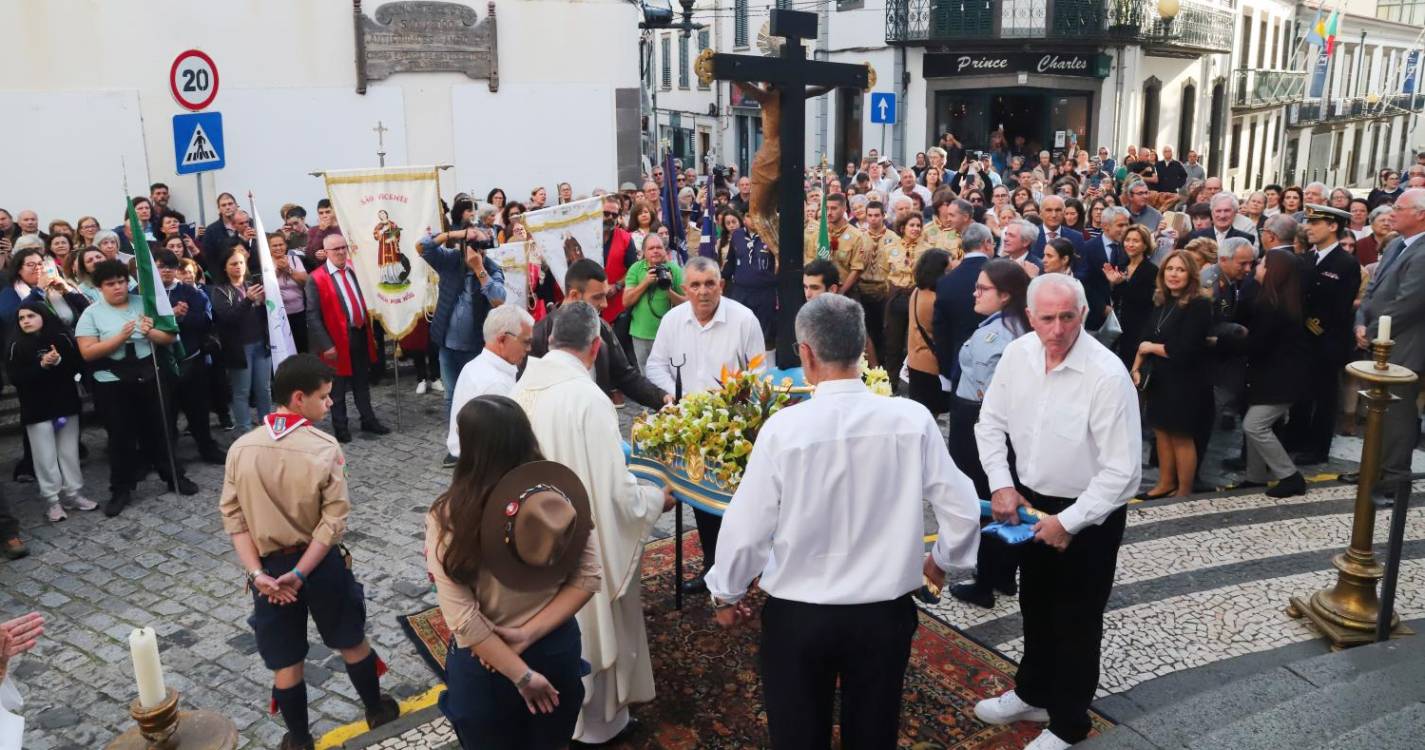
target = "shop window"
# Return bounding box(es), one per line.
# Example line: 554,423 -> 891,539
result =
1141,77 -> 1161,150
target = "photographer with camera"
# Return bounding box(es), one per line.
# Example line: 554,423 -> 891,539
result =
622,234 -> 685,372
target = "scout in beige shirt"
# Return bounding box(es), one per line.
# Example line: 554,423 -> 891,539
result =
219,354 -> 398,750
803,194 -> 869,289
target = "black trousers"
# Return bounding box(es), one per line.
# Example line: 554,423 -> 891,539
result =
95,375 -> 186,493
1288,352 -> 1342,457
883,290 -> 911,394
1014,490 -> 1126,744
760,594 -> 918,749
171,357 -> 218,451
288,311 -> 309,354
695,508 -> 721,571
0,485 -> 17,539
859,290 -> 888,366
331,327 -> 377,429
948,396 -> 990,499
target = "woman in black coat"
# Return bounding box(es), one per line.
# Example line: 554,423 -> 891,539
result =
1240,249 -> 1311,497
6,300 -> 95,522
209,247 -> 271,433
1131,250 -> 1213,499
1105,224 -> 1158,370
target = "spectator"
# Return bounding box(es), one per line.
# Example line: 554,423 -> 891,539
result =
1104,224 -> 1159,370
932,222 -> 993,392
623,234 -> 686,371
1131,250 -> 1213,499
1,243 -> 87,330
445,305 -> 535,459
1348,198 -> 1372,241
1182,150 -> 1206,184
418,224 -> 507,429
1154,146 -> 1187,194
75,215 -> 101,249
1042,237 -> 1077,275
1123,179 -> 1163,230
269,233 -> 310,353
6,301 -> 95,522
72,246 -> 110,303
157,249 -> 224,465
304,199 -> 342,269
1355,205 -> 1395,266
1241,249 -> 1310,497
304,234 -> 391,443
76,259 -> 197,516
210,246 -> 272,434
905,248 -> 952,416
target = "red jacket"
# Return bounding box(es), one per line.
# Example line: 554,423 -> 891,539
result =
602,227 -> 634,323
310,264 -> 377,377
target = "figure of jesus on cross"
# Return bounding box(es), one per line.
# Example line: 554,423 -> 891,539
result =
697,9 -> 873,364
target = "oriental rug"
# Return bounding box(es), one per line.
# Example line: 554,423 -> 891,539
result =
398,531 -> 1112,749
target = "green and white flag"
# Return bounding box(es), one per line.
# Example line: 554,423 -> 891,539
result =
252,206 -> 297,370
129,198 -> 177,335
815,170 -> 830,260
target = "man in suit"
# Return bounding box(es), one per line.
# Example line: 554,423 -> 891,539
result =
1030,195 -> 1083,260
1186,193 -> 1255,245
1154,146 -> 1188,195
1289,205 -> 1362,465
933,223 -> 992,391
200,192 -> 242,278
1080,206 -> 1130,331
1355,188 -> 1425,503
304,233 -> 391,443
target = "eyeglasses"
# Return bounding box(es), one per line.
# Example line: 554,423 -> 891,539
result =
20,261 -> 43,270
328,244 -> 349,251
973,283 -> 996,294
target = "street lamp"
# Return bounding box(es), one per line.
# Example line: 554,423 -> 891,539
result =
1158,0 -> 1180,21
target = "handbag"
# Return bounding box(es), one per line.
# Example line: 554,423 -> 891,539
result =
1093,308 -> 1123,348
1135,358 -> 1154,393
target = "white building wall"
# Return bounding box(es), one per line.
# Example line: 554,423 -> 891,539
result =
0,0 -> 640,226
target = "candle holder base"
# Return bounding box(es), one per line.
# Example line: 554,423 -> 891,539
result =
1288,595 -> 1414,648
105,690 -> 238,750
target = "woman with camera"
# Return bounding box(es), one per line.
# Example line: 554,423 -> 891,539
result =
210,243 -> 272,434
622,234 -> 685,372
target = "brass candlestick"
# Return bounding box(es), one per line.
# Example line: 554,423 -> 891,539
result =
1287,339 -> 1418,647
105,689 -> 238,750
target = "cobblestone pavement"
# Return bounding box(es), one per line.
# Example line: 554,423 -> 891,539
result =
0,379 -> 665,749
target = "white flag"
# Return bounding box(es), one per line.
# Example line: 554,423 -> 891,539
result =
522,195 -> 604,291
252,207 -> 297,371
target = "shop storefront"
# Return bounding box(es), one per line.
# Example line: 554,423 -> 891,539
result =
923,51 -> 1110,159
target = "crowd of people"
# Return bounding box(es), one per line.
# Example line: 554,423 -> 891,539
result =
2,132 -> 1424,750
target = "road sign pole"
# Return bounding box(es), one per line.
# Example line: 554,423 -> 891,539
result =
195,173 -> 206,226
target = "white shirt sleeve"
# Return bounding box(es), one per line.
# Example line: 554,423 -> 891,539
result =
646,320 -> 675,394
705,427 -> 782,604
1056,373 -> 1142,534
446,363 -> 478,457
974,344 -> 1018,494
924,416 -> 983,573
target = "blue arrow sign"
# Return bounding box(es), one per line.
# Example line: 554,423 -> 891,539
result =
869,92 -> 896,125
172,112 -> 225,175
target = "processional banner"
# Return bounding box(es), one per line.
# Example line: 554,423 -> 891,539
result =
488,240 -> 537,311
522,195 -> 603,291
322,166 -> 441,338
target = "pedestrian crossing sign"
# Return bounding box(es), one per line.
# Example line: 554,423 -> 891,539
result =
172,112 -> 225,174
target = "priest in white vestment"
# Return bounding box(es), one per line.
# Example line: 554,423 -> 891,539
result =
512,301 -> 671,744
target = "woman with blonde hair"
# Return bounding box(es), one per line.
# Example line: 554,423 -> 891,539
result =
1132,250 -> 1213,499
1183,236 -> 1218,269
1154,211 -> 1191,262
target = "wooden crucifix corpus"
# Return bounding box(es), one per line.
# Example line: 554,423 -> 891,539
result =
697,9 -> 873,366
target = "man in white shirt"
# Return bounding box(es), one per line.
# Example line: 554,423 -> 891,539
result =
890,166 -> 933,207
972,274 -> 1142,750
707,294 -> 981,749
444,304 -> 534,459
645,255 -> 765,593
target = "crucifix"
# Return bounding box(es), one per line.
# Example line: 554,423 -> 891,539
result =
696,9 -> 872,365
373,120 -> 389,167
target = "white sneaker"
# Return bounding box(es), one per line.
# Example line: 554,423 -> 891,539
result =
430,379 -> 445,394
973,690 -> 1050,725
46,503 -> 68,523
415,380 -> 428,395
1023,728 -> 1072,750
63,494 -> 99,512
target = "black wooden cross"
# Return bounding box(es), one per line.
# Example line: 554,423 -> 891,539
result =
701,9 -> 870,365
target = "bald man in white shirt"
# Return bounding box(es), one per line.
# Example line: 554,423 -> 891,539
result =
972,274 -> 1142,750
707,294 -> 981,749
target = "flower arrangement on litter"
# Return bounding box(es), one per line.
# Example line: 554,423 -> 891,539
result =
630,354 -> 892,492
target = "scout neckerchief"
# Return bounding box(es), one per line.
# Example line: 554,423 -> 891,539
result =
265,411 -> 309,441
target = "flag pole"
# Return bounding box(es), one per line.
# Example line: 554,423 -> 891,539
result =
122,158 -> 184,493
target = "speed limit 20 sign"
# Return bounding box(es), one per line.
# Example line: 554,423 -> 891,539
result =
170,49 -> 219,111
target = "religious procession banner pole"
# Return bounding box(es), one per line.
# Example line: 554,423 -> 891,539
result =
697,9 -> 872,366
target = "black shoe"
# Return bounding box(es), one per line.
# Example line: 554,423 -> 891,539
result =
365,694 -> 400,729
1230,479 -> 1269,490
1292,452 -> 1329,465
679,576 -> 708,595
334,427 -> 353,443
168,477 -> 199,496
278,733 -> 315,750
993,578 -> 1017,597
2,537 -> 28,560
361,420 -> 392,436
104,489 -> 131,518
949,582 -> 995,609
441,453 -> 458,469
199,445 -> 227,465
12,466 -> 34,483
220,416 -> 235,432
1265,471 -> 1307,498
1222,455 -> 1247,472
1135,487 -> 1178,501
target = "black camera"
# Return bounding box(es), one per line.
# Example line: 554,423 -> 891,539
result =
651,264 -> 673,289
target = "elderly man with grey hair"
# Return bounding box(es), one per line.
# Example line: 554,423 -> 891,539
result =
513,300 -> 673,744
1187,192 -> 1253,246
444,304 -> 534,459
708,292 -> 981,749
1259,213 -> 1300,253
972,272 -> 1141,750
1002,219 -> 1042,273
933,223 -> 995,389
645,254 -> 765,594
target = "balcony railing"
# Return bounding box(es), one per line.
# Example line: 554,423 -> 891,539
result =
1233,69 -> 1307,108
1288,94 -> 1425,127
886,0 -> 1234,54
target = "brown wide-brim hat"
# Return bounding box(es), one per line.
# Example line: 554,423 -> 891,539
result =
480,461 -> 593,592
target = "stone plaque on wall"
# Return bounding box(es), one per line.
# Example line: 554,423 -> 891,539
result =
355,1 -> 499,93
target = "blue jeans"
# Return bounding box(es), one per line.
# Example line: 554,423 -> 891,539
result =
438,346 -> 479,416
229,342 -> 273,432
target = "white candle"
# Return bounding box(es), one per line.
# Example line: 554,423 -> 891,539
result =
128,627 -> 167,708
1378,315 -> 1393,343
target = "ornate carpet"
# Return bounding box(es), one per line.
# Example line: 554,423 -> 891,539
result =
398,531 -> 1112,748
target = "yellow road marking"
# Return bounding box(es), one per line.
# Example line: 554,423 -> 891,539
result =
315,684 -> 447,749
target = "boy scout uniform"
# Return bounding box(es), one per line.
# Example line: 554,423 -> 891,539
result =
803,221 -> 869,285
924,221 -> 964,258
